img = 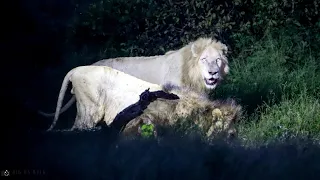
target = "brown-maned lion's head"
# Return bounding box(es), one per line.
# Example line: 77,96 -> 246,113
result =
206,98 -> 242,138
182,37 -> 230,92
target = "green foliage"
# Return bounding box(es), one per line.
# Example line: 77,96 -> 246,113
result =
68,0 -> 320,59
140,123 -> 155,138
214,26 -> 320,110
211,28 -> 320,144
213,32 -> 288,113
136,0 -> 251,55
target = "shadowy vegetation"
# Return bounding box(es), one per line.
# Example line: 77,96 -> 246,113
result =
68,0 -> 320,58
4,131 -> 320,179
213,27 -> 320,144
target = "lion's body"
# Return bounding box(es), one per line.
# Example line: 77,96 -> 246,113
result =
122,84 -> 242,138
94,37 -> 229,92
48,65 -> 162,131
39,37 -> 230,118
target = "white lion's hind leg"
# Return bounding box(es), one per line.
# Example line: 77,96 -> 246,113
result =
72,102 -> 86,130
72,102 -> 94,130
92,105 -> 105,125
72,101 -> 104,130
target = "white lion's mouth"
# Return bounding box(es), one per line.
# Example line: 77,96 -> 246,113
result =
204,78 -> 218,86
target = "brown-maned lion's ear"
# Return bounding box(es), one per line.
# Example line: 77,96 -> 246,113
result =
212,108 -> 222,118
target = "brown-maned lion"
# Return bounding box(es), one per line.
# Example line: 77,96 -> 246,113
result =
121,84 -> 242,138
39,37 -> 230,118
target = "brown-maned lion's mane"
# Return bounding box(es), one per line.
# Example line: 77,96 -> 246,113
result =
121,83 -> 242,138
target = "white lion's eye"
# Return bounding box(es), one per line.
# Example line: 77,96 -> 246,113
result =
201,58 -> 207,62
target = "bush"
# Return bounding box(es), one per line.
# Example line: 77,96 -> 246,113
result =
67,0 -> 320,59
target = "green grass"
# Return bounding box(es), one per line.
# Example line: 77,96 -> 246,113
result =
210,27 -> 320,145
238,93 -> 320,145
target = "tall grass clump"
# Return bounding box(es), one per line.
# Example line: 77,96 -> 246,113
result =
212,26 -> 320,144
213,31 -> 289,113
238,93 -> 320,145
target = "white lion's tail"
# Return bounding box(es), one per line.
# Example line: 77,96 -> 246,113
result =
47,69 -> 75,131
38,96 -> 76,117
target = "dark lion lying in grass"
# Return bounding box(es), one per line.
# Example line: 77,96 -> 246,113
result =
111,84 -> 242,139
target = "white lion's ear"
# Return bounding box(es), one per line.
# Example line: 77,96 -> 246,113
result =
191,43 -> 199,57
220,43 -> 228,55
224,64 -> 230,75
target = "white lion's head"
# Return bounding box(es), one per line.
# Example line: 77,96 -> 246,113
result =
182,37 -> 230,91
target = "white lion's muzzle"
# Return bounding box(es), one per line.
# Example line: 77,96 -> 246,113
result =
204,77 -> 220,89
204,77 -> 218,85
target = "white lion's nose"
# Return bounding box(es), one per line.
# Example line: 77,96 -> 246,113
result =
208,71 -> 217,75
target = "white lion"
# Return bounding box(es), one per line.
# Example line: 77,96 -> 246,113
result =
47,65 -> 163,131
39,37 -> 229,117
94,37 -> 229,91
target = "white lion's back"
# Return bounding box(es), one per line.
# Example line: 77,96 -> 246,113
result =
71,66 -> 163,125
94,53 -> 183,86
